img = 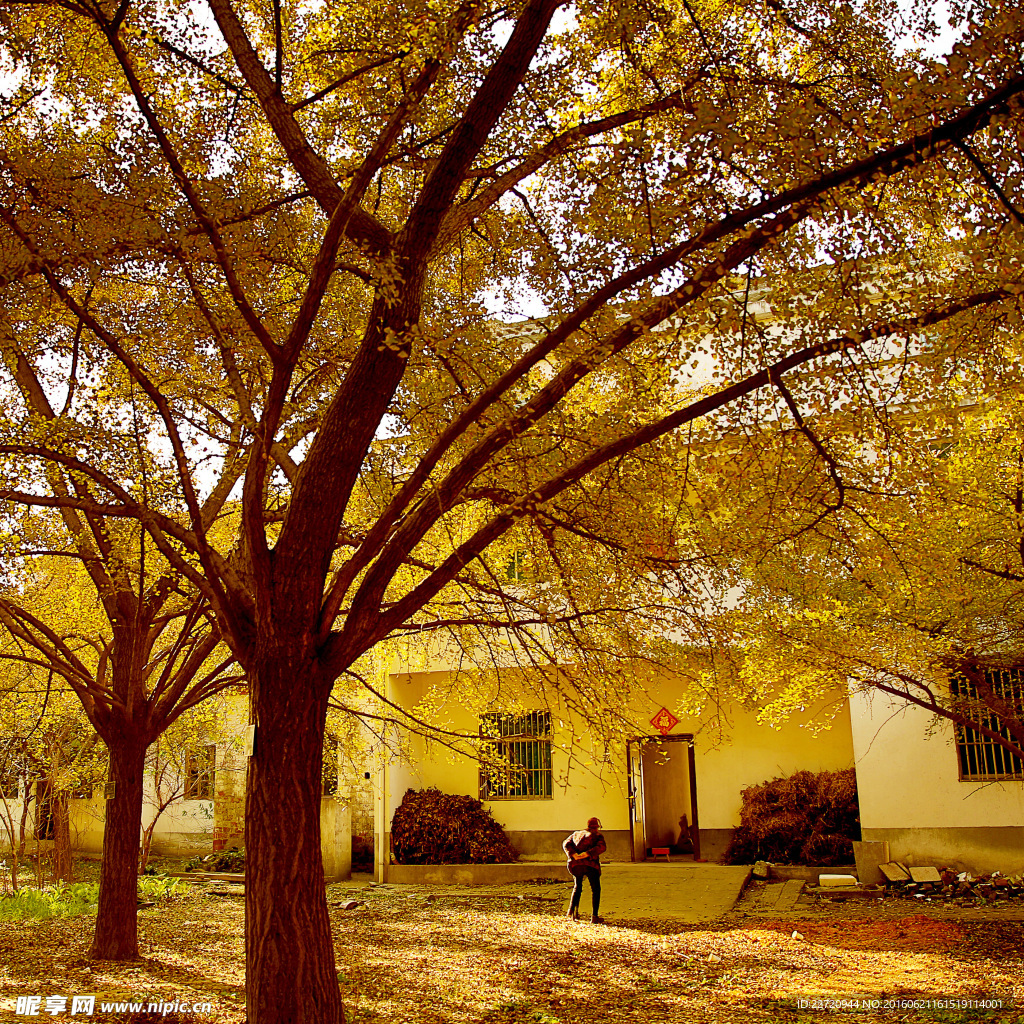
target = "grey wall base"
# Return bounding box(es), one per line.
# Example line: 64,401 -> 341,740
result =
386,862 -> 569,884
379,828 -> 737,881
510,829 -> 736,863
862,827 -> 1024,875
507,830 -> 631,862
696,829 -> 734,863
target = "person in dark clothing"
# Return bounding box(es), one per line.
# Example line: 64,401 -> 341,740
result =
563,816 -> 606,923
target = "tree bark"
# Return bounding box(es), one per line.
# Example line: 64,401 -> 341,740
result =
246,644 -> 343,1024
90,735 -> 146,960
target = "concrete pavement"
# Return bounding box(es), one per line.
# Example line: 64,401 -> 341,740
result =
739,876 -> 805,916
583,862 -> 752,922
361,860 -> 753,922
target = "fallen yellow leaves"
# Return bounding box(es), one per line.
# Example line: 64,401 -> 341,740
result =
1,883 -> 1022,1023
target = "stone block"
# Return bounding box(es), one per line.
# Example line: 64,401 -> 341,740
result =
909,866 -> 941,883
818,873 -> 858,887
853,840 -> 890,885
879,862 -> 911,882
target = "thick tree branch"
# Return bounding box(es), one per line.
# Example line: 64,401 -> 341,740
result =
400,0 -> 563,257
329,285 -> 1020,665
205,0 -> 393,256
318,70 -> 1024,630
432,91 -> 692,253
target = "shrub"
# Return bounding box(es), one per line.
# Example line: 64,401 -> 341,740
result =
391,788 -> 518,864
185,847 -> 245,873
210,847 -> 245,872
0,876 -> 185,919
723,768 -> 860,866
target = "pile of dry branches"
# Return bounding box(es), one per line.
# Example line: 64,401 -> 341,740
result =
724,768 -> 859,865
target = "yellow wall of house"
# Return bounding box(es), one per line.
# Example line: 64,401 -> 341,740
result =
70,793 -> 106,854
0,795 -> 108,856
146,800 -> 216,855
382,668 -> 855,844
851,690 -> 1024,829
0,799 -> 37,854
383,670 -> 631,837
686,702 -> 854,830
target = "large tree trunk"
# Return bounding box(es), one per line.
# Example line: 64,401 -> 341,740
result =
246,646 -> 343,1024
90,736 -> 146,960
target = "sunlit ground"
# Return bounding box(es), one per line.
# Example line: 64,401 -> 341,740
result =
1,880 -> 1022,1023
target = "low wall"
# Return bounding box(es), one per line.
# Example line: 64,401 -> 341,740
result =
769,864 -> 856,881
384,861 -> 568,885
507,830 -> 631,862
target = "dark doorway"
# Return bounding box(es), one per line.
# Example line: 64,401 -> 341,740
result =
627,734 -> 700,861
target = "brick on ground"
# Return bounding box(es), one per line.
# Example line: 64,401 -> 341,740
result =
746,878 -> 805,913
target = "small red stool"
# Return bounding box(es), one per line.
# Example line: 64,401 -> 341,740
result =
651,847 -> 671,862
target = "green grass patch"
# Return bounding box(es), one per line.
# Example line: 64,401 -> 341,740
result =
0,874 -> 184,919
0,882 -> 99,919
137,875 -> 185,900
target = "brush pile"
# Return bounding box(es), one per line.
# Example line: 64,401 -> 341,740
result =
391,788 -> 518,864
724,768 -> 859,865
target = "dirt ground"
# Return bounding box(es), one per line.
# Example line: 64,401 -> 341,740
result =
1,874 -> 1023,1023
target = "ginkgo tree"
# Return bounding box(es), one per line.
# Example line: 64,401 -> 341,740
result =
0,0 -> 1024,1020
711,360 -> 1024,767
0,531 -> 240,959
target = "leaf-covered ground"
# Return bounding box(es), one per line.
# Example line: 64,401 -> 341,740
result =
2,875 -> 1023,1023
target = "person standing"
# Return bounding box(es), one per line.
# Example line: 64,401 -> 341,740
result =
563,816 -> 606,923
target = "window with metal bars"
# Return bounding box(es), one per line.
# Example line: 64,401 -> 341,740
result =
951,668 -> 1024,781
184,744 -> 216,800
479,711 -> 552,800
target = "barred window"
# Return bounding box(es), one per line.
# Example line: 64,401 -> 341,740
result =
479,711 -> 552,800
951,669 -> 1024,781
184,744 -> 216,800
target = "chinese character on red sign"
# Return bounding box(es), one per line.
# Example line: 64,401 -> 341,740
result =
650,707 -> 679,736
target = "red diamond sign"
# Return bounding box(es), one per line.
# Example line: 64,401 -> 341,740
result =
650,707 -> 679,736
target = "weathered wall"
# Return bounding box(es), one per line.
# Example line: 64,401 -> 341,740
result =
337,719 -> 378,870
211,694 -> 248,852
70,791 -> 105,854
321,796 -> 353,880
851,689 -> 1024,873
